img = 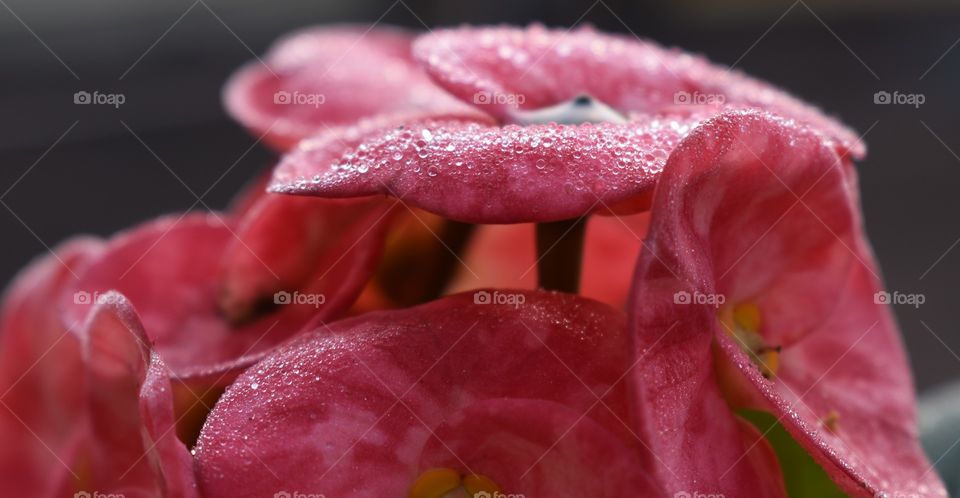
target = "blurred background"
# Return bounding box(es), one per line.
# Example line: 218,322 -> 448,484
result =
0,0 -> 957,392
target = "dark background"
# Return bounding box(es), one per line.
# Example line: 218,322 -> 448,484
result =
1,0 -> 957,391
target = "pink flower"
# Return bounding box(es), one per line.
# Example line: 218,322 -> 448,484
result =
270,24 -> 864,223
0,21 -> 944,498
629,110 -> 945,497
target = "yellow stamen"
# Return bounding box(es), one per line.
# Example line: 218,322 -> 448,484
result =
409,468 -> 461,498
463,474 -> 501,495
733,302 -> 762,332
719,302 -> 782,380
758,346 -> 781,379
409,469 -> 502,498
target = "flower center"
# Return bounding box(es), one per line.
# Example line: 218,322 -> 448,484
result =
409,468 -> 501,498
719,302 -> 781,379
508,94 -> 628,125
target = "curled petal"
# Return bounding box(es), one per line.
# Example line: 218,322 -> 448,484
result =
630,109 -> 943,496
0,238 -> 101,495
195,291 -> 655,497
223,25 -> 474,150
82,292 -> 199,497
219,194 -> 396,325
63,204 -> 389,382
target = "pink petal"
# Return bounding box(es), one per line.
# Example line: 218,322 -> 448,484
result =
82,292 -> 199,497
195,291 -> 656,497
630,109 -> 943,496
219,194 -> 396,325
223,25 -> 475,150
271,114 -> 705,223
62,203 -> 389,382
0,238 -> 102,495
414,24 -> 863,157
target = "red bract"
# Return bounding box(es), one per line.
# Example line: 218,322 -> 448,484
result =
61,195 -> 393,384
81,293 -> 198,497
629,109 -> 945,497
0,239 -> 101,495
270,24 -> 864,223
0,21 -> 943,498
194,291 -> 662,497
0,245 -> 197,496
224,25 -> 474,150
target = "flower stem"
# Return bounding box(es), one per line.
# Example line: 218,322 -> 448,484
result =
536,218 -> 586,293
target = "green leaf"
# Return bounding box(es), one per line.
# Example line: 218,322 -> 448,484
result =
738,409 -> 848,498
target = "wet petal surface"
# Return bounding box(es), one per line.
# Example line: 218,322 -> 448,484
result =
630,109 -> 943,497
